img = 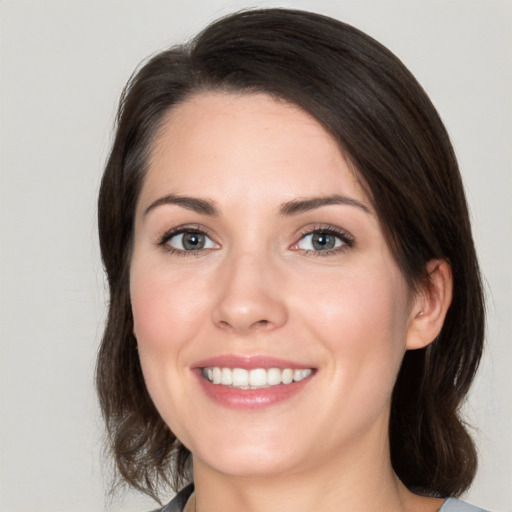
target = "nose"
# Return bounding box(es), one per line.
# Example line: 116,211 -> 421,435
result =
211,251 -> 288,334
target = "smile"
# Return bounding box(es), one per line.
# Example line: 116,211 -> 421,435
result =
202,367 -> 313,389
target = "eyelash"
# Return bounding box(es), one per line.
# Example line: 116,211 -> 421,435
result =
156,224 -> 354,257
293,225 -> 354,257
157,225 -> 218,257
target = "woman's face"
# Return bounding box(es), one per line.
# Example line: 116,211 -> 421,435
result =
130,92 -> 420,478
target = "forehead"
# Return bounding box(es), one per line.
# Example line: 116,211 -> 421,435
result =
141,92 -> 367,209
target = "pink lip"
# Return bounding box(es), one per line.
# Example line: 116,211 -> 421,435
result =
192,355 -> 316,411
193,354 -> 312,370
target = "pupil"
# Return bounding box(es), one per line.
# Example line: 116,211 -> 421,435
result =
183,233 -> 204,250
312,233 -> 335,250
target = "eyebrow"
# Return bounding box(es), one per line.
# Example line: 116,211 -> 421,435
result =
278,194 -> 371,216
143,193 -> 371,218
144,194 -> 219,217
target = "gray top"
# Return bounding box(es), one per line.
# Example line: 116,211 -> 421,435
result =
156,485 -> 491,512
440,497 -> 490,512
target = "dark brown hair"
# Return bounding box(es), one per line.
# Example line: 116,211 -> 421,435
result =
96,8 -> 484,502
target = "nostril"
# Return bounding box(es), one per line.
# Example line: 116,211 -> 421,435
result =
252,319 -> 270,329
216,318 -> 272,332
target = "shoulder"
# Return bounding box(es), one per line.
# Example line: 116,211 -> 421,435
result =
440,497 -> 493,512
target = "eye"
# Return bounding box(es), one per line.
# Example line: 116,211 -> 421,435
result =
298,232 -> 343,251
293,227 -> 353,254
164,229 -> 218,252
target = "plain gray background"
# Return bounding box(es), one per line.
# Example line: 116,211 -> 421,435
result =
1,1 -> 511,511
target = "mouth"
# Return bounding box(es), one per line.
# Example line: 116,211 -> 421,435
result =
201,366 -> 313,389
194,356 -> 316,410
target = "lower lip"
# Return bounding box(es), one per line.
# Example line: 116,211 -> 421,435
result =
194,370 -> 314,410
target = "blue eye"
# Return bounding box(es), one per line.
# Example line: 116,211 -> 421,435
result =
166,231 -> 217,251
295,228 -> 352,253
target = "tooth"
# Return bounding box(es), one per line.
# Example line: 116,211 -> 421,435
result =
221,367 -> 232,385
294,368 -> 312,381
204,366 -> 312,387
282,368 -> 293,385
232,368 -> 249,387
249,368 -> 267,387
267,368 -> 282,386
212,367 -> 222,384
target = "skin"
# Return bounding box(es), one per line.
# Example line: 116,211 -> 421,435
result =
130,92 -> 452,512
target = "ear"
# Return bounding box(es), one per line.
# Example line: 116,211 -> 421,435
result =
405,259 -> 453,350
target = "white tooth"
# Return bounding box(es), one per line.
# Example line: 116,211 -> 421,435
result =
207,366 -> 311,387
282,368 -> 293,385
267,368 -> 282,386
232,368 -> 249,387
294,368 -> 313,381
249,368 -> 267,387
212,367 -> 222,384
221,367 -> 232,385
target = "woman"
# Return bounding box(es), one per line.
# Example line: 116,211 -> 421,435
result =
96,9 -> 488,512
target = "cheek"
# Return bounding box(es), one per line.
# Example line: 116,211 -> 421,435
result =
300,267 -> 408,342
129,259 -> 204,441
295,262 -> 410,387
130,260 -> 206,353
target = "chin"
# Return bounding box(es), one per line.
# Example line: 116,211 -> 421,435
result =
191,431 -> 306,478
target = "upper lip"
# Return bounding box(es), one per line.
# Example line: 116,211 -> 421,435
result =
193,355 -> 314,370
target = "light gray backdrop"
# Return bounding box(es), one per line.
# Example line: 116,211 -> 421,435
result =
1,1 -> 511,511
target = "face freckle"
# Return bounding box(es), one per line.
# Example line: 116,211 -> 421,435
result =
130,91 -> 416,478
